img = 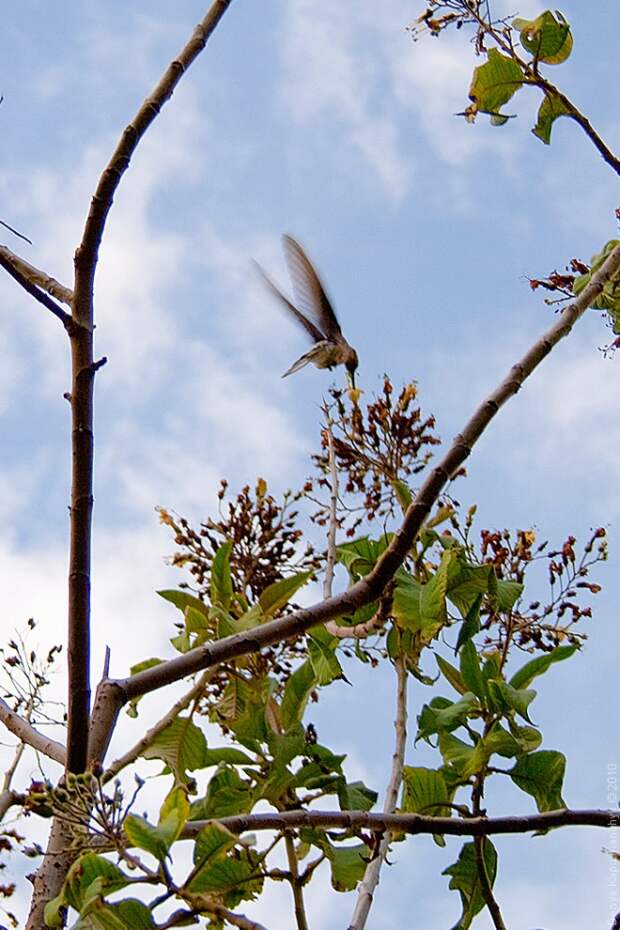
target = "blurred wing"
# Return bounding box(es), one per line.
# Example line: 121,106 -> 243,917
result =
253,260 -> 324,344
282,235 -> 344,341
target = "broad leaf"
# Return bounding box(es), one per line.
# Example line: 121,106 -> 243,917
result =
510,750 -> 566,811
443,839 -> 497,929
141,715 -> 208,783
259,571 -> 312,617
509,644 -> 577,689
467,49 -> 523,121
513,10 -> 573,64
401,766 -> 450,817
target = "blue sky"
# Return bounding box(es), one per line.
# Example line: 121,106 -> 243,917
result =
1,1 -> 619,928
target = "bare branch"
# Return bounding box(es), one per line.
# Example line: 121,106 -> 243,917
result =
348,657 -> 408,930
66,0 -> 235,777
0,245 -> 73,305
89,239 -> 620,715
0,789 -> 21,820
0,247 -> 74,330
0,697 -> 66,766
183,807 -> 618,839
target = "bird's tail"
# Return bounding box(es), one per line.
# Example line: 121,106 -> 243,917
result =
281,353 -> 314,378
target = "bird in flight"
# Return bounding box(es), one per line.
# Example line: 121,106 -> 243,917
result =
255,235 -> 358,385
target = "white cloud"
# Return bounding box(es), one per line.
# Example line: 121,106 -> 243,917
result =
278,0 -> 413,203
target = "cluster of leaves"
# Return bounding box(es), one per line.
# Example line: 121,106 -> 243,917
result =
27,382 -> 606,929
410,5 -> 577,143
529,236 -> 620,351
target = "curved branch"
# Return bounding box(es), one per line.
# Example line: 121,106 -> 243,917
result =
183,807 -> 618,839
0,698 -> 66,766
66,0 -> 235,776
89,240 -> 620,716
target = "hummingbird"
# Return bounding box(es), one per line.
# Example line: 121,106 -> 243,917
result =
255,235 -> 359,385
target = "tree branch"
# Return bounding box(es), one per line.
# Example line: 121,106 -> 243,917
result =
88,239 -> 620,719
0,245 -> 73,305
284,833 -> 309,930
348,656 -> 408,930
183,807 -> 617,838
0,697 -> 66,766
0,247 -> 74,330
66,0 -> 235,777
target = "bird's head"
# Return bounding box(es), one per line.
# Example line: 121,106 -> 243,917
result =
345,347 -> 359,387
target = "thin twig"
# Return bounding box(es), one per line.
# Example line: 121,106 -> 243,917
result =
183,807 -> 618,838
0,245 -> 73,305
284,833 -> 309,930
90,240 -> 620,717
208,904 -> 270,930
323,409 -> 338,602
0,219 -> 32,244
0,247 -> 74,330
348,656 -> 408,930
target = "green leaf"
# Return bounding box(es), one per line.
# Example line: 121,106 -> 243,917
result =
509,750 -> 566,811
213,676 -> 271,745
417,694 -> 479,742
157,785 -> 189,849
436,655 -> 468,695
486,680 -> 536,722
401,767 -> 450,817
448,563 -> 492,618
337,780 -> 378,812
203,747 -> 257,766
281,661 -> 317,730
509,644 -> 577,689
532,89 -> 572,143
193,822 -> 238,869
123,815 -> 169,862
494,578 -> 523,611
126,658 -> 163,718
157,589 -> 208,616
443,839 -> 497,929
46,854 -> 129,921
438,733 -> 484,778
210,542 -> 233,609
141,715 -> 208,783
190,766 -> 255,820
308,632 -> 344,685
459,641 -> 485,700
187,848 -> 262,900
468,48 -> 523,122
391,478 -> 413,512
514,11 -> 573,64
328,843 -> 370,892
337,536 -> 391,578
508,721 -> 542,754
480,722 -> 521,760
259,571 -> 312,617
454,594 -> 482,653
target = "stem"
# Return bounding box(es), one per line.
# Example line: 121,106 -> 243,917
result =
323,409 -> 338,602
284,833 -> 309,930
472,772 -> 506,930
348,656 -> 407,930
